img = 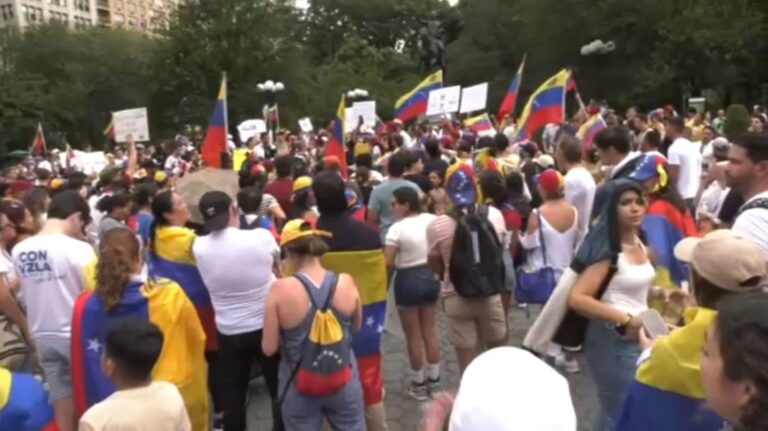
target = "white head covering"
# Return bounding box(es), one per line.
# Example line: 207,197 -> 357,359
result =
449,347 -> 576,431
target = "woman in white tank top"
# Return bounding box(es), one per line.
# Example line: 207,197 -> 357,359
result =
521,169 -> 579,281
568,181 -> 653,431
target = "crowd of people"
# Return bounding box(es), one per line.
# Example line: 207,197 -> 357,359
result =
1,101 -> 768,431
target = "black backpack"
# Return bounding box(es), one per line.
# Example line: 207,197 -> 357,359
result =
239,213 -> 265,230
448,205 -> 505,298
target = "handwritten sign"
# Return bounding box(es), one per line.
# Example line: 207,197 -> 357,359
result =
298,117 -> 314,133
112,108 -> 149,143
352,101 -> 377,128
238,119 -> 267,142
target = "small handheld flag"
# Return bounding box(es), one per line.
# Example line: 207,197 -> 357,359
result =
464,113 -> 495,135
497,55 -> 526,126
326,95 -> 349,178
201,74 -> 228,169
577,114 -> 607,153
31,123 -> 46,157
103,117 -> 115,140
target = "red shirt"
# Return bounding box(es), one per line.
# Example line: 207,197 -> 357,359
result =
265,177 -> 294,215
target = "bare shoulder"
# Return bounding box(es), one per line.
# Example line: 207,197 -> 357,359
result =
337,273 -> 359,296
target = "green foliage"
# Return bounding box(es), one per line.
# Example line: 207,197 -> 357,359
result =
723,104 -> 751,140
1,0 -> 767,149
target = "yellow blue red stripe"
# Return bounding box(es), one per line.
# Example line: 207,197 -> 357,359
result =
202,75 -> 228,168
327,94 -> 349,178
497,55 -> 526,124
513,69 -> 570,141
395,70 -> 443,122
71,279 -> 210,431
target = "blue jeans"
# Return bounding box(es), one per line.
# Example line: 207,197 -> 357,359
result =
584,320 -> 640,431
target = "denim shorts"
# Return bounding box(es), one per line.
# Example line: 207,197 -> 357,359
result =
37,337 -> 73,401
392,265 -> 440,308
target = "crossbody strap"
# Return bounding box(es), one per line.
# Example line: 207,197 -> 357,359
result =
536,210 -> 548,267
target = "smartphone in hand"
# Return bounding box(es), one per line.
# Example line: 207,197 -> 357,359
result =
639,309 -> 671,339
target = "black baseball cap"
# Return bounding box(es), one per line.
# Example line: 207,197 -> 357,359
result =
199,191 -> 232,232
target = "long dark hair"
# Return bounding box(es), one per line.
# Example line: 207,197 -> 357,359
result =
148,190 -> 174,254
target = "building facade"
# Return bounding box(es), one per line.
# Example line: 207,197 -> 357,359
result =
0,0 -> 176,33
0,0 -> 98,29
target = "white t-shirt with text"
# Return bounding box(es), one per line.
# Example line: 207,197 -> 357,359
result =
192,227 -> 279,335
13,234 -> 95,340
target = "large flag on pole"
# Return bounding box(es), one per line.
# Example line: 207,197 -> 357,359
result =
201,74 -> 228,168
497,55 -> 526,125
31,123 -> 46,157
513,69 -> 571,141
326,94 -> 349,178
394,70 -> 443,122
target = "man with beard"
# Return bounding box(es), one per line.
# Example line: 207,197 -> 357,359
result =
727,132 -> 768,258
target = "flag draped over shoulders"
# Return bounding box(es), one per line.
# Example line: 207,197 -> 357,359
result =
614,308 -> 726,431
0,368 -> 57,431
316,215 -> 387,406
71,279 -> 209,431
149,226 -> 216,350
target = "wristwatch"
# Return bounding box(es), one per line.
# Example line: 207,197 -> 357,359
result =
615,313 -> 634,336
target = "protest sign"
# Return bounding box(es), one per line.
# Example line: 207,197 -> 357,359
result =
298,117 -> 314,133
345,107 -> 357,131
237,119 -> 267,142
426,86 -> 461,116
112,108 -> 150,143
352,101 -> 377,128
460,83 -> 488,114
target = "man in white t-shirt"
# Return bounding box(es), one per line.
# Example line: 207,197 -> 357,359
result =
666,116 -> 703,214
192,191 -> 282,431
726,132 -> 768,259
557,136 -> 596,240
13,190 -> 95,431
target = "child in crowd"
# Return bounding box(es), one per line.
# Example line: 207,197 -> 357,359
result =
78,319 -> 191,431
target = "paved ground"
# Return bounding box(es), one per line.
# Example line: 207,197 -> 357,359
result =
247,305 -> 598,430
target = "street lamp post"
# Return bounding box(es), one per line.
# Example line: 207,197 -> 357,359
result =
257,80 -> 285,132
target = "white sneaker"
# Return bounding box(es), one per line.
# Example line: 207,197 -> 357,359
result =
406,381 -> 429,401
555,355 -> 580,374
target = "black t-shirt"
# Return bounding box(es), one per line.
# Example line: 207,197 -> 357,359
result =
404,174 -> 432,193
423,157 -> 448,180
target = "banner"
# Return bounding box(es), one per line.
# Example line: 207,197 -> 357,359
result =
237,119 -> 266,142
352,101 -> 377,128
112,107 -> 150,143
426,86 -> 461,116
459,83 -> 488,114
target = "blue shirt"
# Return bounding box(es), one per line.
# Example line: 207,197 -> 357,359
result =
137,212 -> 154,247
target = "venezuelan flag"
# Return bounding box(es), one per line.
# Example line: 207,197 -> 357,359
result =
148,226 -> 217,350
513,69 -> 571,141
497,55 -> 526,125
267,104 -> 279,122
614,307 -> 726,430
201,74 -> 228,169
326,94 -> 349,178
577,114 -> 607,152
471,147 -> 500,174
394,70 -> 443,122
643,198 -> 699,288
71,279 -> 209,431
463,113 -> 495,135
103,116 -> 115,141
0,368 -> 57,431
315,216 -> 387,406
31,123 -> 46,157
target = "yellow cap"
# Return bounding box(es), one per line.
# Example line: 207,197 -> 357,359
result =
49,178 -> 65,190
154,171 -> 168,183
293,176 -> 313,192
280,219 -> 332,246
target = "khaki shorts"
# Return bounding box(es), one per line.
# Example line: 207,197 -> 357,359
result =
442,294 -> 506,349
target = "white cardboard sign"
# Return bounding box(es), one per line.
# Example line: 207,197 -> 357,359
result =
112,108 -> 150,143
237,119 -> 267,142
460,82 -> 488,114
298,117 -> 314,133
352,101 -> 377,128
344,107 -> 356,131
426,86 -> 461,116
